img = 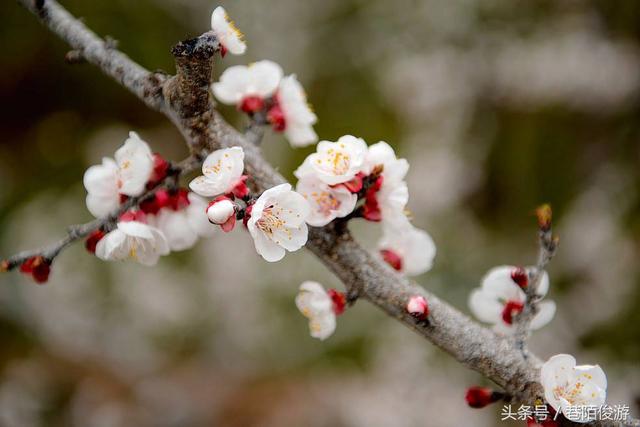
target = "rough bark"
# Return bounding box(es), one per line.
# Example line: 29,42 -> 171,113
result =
10,1 -> 639,426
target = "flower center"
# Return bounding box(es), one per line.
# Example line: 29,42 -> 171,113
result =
309,190 -> 339,215
318,148 -> 351,175
257,204 -> 287,237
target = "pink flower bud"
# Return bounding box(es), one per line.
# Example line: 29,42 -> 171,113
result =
406,295 -> 429,319
207,197 -> 237,232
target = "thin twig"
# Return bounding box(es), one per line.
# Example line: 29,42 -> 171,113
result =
515,205 -> 559,358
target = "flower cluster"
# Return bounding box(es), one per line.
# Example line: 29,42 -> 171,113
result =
468,265 -> 556,334
212,61 -> 318,147
82,132 -> 213,266
295,136 -> 436,277
189,147 -> 311,262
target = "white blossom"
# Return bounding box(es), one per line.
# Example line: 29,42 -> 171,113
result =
273,75 -> 318,147
295,281 -> 336,340
468,265 -> 556,334
83,157 -> 119,218
210,6 -> 246,56
151,193 -> 215,251
189,147 -> 245,197
295,176 -> 357,226
114,132 -> 154,196
212,60 -> 283,109
295,135 -> 368,185
378,218 -> 436,276
541,354 -> 607,423
83,132 -> 154,218
246,183 -> 310,262
95,214 -> 169,266
362,141 -> 409,224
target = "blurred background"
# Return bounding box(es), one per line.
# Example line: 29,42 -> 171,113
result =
1,0 -> 639,426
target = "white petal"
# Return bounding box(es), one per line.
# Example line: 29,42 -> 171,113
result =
574,364 -> 607,391
530,300 -> 556,330
252,228 -> 286,262
86,193 -> 120,218
535,270 -> 550,297
285,124 -> 318,147
95,229 -> 127,261
273,223 -> 308,252
155,210 -> 199,251
249,60 -> 283,98
541,354 -> 576,412
378,220 -> 436,276
114,131 -> 154,196
481,266 -> 525,302
308,312 -> 336,340
295,281 -> 332,317
84,158 -> 120,217
210,6 -> 246,55
186,193 -> 216,237
212,66 -> 250,104
469,289 -> 503,324
83,157 -> 118,197
117,221 -> 154,239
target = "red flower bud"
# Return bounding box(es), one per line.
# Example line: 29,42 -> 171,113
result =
327,289 -> 346,315
240,96 -> 265,114
510,266 -> 528,289
465,386 -> 503,408
85,230 -> 106,254
20,256 -> 51,284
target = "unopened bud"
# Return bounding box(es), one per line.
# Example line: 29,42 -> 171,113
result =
406,295 -> 429,320
465,386 -> 504,408
207,199 -> 236,224
536,204 -> 552,231
510,266 -> 528,289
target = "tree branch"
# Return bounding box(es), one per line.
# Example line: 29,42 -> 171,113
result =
1,155 -> 200,271
12,1 -> 638,425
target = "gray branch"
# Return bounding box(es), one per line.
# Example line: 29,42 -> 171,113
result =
11,1 -> 638,426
